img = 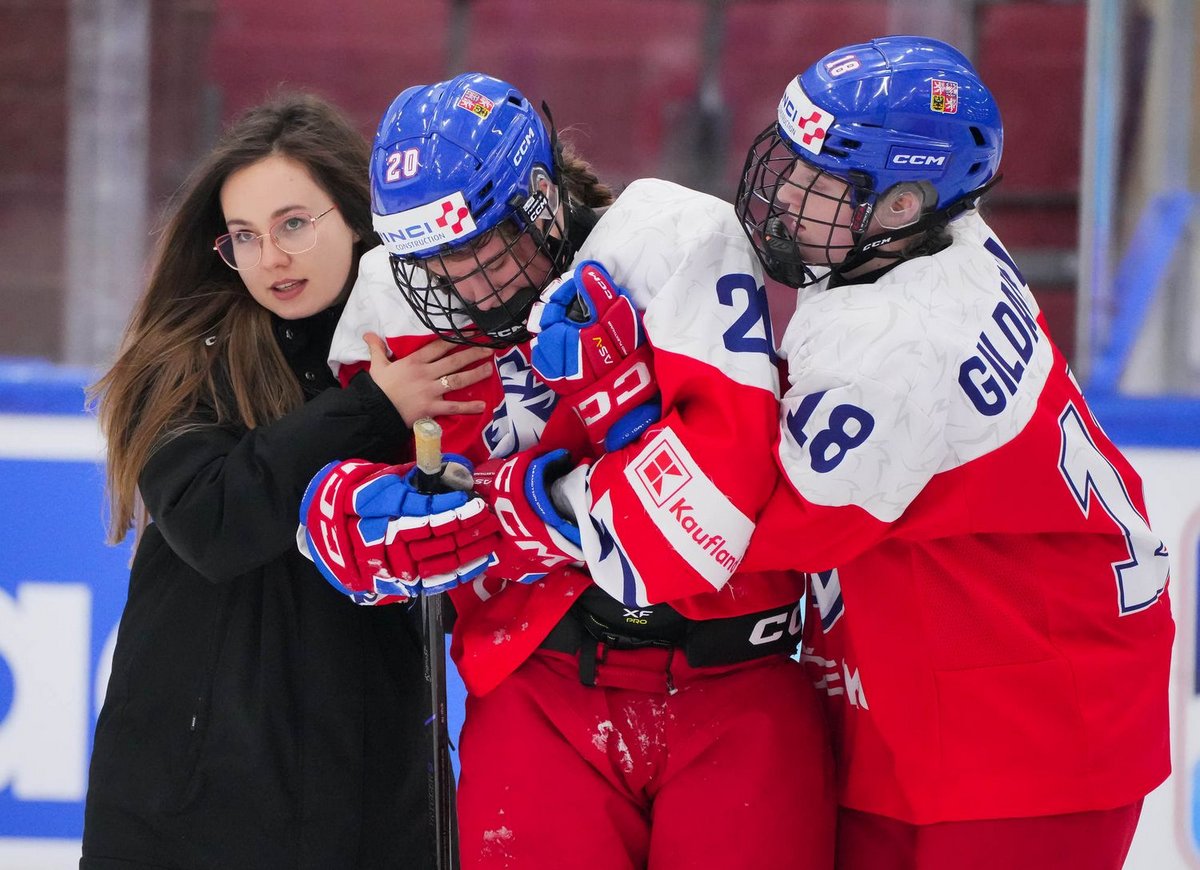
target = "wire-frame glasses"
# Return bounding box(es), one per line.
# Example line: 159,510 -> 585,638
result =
213,205 -> 337,270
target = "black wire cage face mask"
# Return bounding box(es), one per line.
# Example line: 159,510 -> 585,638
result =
389,216 -> 571,348
735,125 -> 864,289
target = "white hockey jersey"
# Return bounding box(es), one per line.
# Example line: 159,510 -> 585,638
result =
743,211 -> 1174,822
331,179 -> 804,695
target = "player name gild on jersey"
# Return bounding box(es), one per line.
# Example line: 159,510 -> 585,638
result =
959,243 -> 1043,417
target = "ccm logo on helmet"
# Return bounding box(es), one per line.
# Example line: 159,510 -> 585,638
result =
888,147 -> 949,171
512,126 -> 537,167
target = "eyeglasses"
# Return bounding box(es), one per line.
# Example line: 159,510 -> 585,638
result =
213,205 -> 337,270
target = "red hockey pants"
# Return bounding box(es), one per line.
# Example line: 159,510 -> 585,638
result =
835,800 -> 1144,870
456,647 -> 835,869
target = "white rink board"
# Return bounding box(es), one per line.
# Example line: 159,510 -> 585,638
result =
1123,448 -> 1200,870
0,840 -> 80,870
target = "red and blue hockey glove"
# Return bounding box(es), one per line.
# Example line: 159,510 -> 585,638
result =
470,448 -> 585,584
528,260 -> 661,452
298,456 -> 501,604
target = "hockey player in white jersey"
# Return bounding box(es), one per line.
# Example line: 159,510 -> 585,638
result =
734,35 -> 1173,870
299,73 -> 834,868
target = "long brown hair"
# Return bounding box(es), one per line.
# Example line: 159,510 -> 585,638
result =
557,139 -> 616,210
90,92 -> 376,544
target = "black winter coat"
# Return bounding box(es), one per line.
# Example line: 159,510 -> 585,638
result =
81,307 -> 435,870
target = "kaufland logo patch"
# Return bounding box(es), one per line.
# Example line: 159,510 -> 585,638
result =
778,77 -> 834,155
374,191 -> 477,256
931,79 -> 959,114
625,428 -> 754,591
633,440 -> 692,507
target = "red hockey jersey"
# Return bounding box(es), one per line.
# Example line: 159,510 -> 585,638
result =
331,179 -> 804,696
742,211 -> 1174,823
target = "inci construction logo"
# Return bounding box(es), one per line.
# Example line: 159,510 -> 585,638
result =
777,77 -> 835,155
375,191 -> 478,257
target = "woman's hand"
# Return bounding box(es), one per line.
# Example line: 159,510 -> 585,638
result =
365,332 -> 492,425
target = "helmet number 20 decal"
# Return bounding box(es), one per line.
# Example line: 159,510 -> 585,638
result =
785,390 -> 875,473
385,148 -> 420,183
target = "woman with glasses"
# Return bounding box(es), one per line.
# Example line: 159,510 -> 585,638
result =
81,92 -> 492,870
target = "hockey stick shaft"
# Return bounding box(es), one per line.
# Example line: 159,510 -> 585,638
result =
412,418 -> 456,870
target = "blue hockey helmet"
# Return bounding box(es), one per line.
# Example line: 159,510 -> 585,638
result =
736,36 -> 1003,287
370,73 -> 567,346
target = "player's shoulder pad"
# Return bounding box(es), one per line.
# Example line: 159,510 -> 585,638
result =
606,178 -> 744,237
783,210 -> 1051,410
575,178 -> 754,309
330,245 -> 439,371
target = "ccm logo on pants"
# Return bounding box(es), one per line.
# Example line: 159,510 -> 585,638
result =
749,601 -> 802,645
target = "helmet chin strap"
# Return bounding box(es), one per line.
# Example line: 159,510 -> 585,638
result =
465,100 -> 580,347
525,201 -> 575,277
835,211 -> 940,277
509,98 -> 577,282
834,175 -> 1003,278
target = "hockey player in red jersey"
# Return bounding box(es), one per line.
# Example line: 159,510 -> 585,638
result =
299,73 -> 834,868
734,36 -> 1174,870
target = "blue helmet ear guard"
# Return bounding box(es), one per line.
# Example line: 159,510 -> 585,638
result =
736,35 -> 1004,288
370,73 -> 557,258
